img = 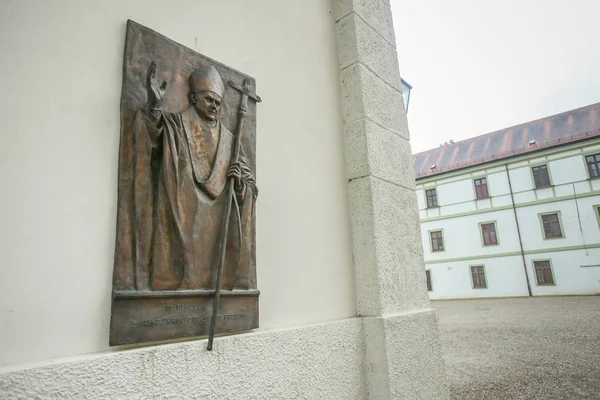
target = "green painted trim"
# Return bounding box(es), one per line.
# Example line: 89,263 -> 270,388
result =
537,210 -> 565,240
487,166 -> 506,174
472,175 -> 491,200
421,204 -> 510,223
416,138 -> 600,185
420,189 -> 600,223
426,251 -> 520,264
419,182 -> 567,213
478,220 -> 500,247
593,204 -> 600,229
469,264 -> 488,289
426,207 -> 442,219
437,174 -> 467,185
531,258 -> 557,286
582,148 -> 600,157
476,198 -> 493,211
582,149 -> 600,180
424,243 -> 600,264
424,187 -> 439,209
529,163 -> 554,190
425,269 -> 433,292
547,148 -> 585,161
427,228 -> 446,253
582,142 -> 600,150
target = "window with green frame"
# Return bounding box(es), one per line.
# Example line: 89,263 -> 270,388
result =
586,153 -> 600,178
481,222 -> 498,246
425,270 -> 432,292
532,165 -> 551,188
534,260 -> 555,285
541,213 -> 563,238
430,230 -> 444,252
471,266 -> 487,288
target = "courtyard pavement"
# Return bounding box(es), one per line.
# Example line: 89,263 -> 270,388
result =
432,296 -> 600,400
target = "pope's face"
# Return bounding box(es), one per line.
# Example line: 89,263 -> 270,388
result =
193,90 -> 222,123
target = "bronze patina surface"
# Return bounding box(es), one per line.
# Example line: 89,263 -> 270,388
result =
110,20 -> 259,346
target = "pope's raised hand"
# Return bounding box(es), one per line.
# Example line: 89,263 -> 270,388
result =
146,60 -> 168,111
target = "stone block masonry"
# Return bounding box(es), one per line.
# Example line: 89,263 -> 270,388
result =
334,0 -> 450,398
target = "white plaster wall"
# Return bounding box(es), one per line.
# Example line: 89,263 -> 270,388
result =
536,187 -> 554,200
437,179 -> 474,205
517,199 -> 595,251
486,171 -> 510,196
554,184 -> 576,197
492,194 -> 512,208
549,156 -> 588,185
416,188 -> 426,210
427,207 -> 441,218
513,190 -> 537,204
421,209 -> 521,262
0,0 -> 356,367
422,193 -> 600,299
558,195 -> 600,244
476,198 -> 492,209
548,149 -> 582,160
527,249 -> 600,296
507,166 -> 534,193
440,201 -> 476,216
417,140 -> 600,300
427,256 -> 529,299
574,180 -> 592,194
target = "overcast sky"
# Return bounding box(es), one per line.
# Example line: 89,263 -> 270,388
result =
391,0 -> 600,154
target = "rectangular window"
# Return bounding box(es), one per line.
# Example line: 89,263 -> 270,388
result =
541,213 -> 563,238
480,222 -> 498,246
532,165 -> 551,188
471,266 -> 487,289
430,230 -> 444,252
533,260 -> 555,285
426,189 -> 438,208
586,153 -> 600,178
474,178 -> 489,199
426,270 -> 432,292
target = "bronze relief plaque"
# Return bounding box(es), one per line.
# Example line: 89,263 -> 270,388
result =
111,20 -> 259,347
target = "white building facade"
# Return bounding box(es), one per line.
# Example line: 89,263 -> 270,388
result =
415,103 -> 600,299
0,1 -> 449,399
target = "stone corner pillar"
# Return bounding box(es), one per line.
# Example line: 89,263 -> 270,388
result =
332,0 -> 450,398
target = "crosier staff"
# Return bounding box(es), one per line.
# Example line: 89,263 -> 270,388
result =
207,78 -> 261,351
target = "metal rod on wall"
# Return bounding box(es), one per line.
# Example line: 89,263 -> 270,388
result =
505,164 -> 532,297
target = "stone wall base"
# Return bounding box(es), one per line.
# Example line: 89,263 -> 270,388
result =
0,319 -> 366,400
364,310 -> 449,399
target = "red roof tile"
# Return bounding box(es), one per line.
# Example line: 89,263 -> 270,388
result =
414,102 -> 600,179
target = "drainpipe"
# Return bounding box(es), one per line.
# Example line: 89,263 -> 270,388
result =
505,164 -> 533,297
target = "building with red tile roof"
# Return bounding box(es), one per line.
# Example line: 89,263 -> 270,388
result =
414,102 -> 600,179
415,102 -> 600,300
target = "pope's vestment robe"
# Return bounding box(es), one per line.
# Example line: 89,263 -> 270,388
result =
131,107 -> 256,291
